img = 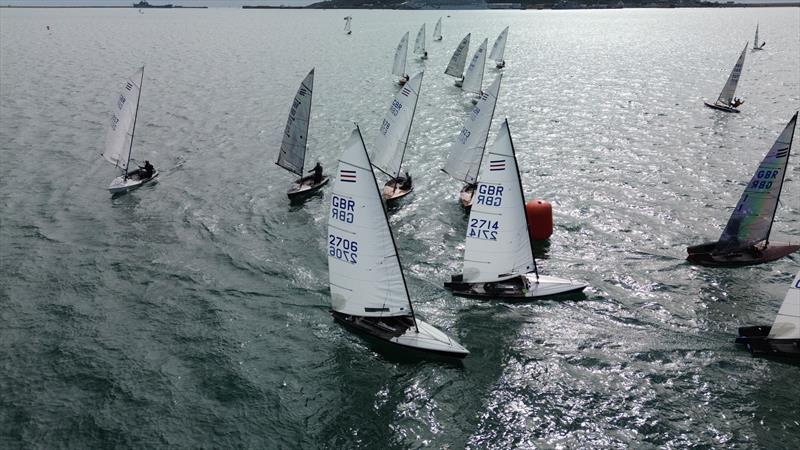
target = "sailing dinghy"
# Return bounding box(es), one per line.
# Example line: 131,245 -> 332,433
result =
103,66 -> 158,195
442,74 -> 502,209
414,24 -> 427,60
344,16 -> 352,35
736,271 -> 800,357
276,69 -> 329,201
489,26 -> 509,69
687,112 -> 799,267
445,33 -> 471,88
328,126 -> 469,359
392,32 -> 410,85
433,17 -> 443,41
462,38 -> 488,104
371,72 -> 423,204
445,120 -> 587,299
704,43 -> 748,113
752,24 -> 765,50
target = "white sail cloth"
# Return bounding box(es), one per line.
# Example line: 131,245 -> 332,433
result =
489,26 -> 509,62
433,18 -> 442,41
103,67 -> 143,171
716,43 -> 748,107
276,68 -> 314,176
445,33 -> 471,78
462,120 -> 535,283
768,271 -> 800,340
392,32 -> 409,77
371,72 -> 423,179
462,39 -> 487,94
414,24 -> 426,55
328,128 -> 412,317
443,74 -> 502,184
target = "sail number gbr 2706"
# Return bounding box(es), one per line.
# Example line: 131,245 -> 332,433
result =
329,234 -> 358,264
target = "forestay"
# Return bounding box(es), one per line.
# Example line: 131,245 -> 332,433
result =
445,33 -> 471,78
392,32 -> 409,77
462,39 -> 487,94
433,18 -> 442,41
716,43 -> 748,106
462,120 -> 535,283
328,127 -> 412,317
443,74 -> 503,184
371,72 -> 423,179
414,24 -> 426,55
489,26 -> 509,63
103,67 -> 143,172
715,113 -> 796,254
276,68 -> 314,176
768,271 -> 800,340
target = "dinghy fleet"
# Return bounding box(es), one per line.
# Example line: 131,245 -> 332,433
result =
98,20 -> 798,359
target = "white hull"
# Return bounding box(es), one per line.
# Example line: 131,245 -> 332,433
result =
446,273 -> 587,299
287,175 -> 329,200
108,170 -> 158,194
392,318 -> 469,357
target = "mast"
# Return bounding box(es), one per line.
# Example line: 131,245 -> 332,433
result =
764,112 -> 797,245
123,66 -> 144,180
357,124 -> 418,332
506,119 -> 539,280
395,71 -> 423,179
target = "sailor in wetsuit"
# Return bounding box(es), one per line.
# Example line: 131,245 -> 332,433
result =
309,162 -> 323,185
400,171 -> 412,190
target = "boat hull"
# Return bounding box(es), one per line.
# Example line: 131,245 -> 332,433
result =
704,101 -> 740,113
686,241 -> 800,267
331,311 -> 469,359
108,169 -> 159,194
735,325 -> 800,357
444,273 -> 587,299
287,175 -> 329,201
383,179 -> 412,203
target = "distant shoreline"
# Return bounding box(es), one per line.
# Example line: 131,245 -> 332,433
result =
1,3 -> 797,8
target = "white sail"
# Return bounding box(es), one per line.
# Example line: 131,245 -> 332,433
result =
489,26 -> 509,62
716,43 -> 748,107
276,68 -> 314,177
753,24 -> 759,49
328,127 -> 412,317
445,33 -> 471,78
103,67 -> 143,172
462,39 -> 487,94
443,74 -> 503,184
462,120 -> 535,283
392,32 -> 409,77
414,24 -> 426,55
344,16 -> 352,33
433,17 -> 442,41
768,271 -> 800,340
371,72 -> 423,179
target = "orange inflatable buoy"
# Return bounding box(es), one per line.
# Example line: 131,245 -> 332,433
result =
525,199 -> 553,240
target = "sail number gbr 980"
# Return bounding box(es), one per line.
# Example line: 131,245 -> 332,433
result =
469,218 -> 499,240
329,234 -> 358,264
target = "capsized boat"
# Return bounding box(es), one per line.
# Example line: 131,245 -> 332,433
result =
102,66 -> 159,195
445,33 -> 470,88
276,68 -> 329,201
414,23 -> 427,60
704,43 -> 748,113
736,271 -> 800,357
433,17 -> 443,41
444,120 -> 587,299
392,32 -> 410,85
344,15 -> 352,35
752,24 -> 765,50
328,126 -> 469,359
489,26 -> 509,69
462,38 -> 488,104
371,72 -> 423,204
687,112 -> 799,266
442,74 -> 502,209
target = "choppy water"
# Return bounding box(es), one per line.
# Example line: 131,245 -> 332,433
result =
2,7 -> 799,448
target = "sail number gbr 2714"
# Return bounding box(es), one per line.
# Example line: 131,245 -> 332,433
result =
469,218 -> 499,240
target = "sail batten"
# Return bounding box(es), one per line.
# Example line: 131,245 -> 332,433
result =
277,69 -> 314,176
489,26 -> 509,62
371,72 -> 423,178
714,113 -> 797,254
103,67 -> 144,172
328,127 -> 413,318
392,32 -> 409,77
462,39 -> 487,94
716,43 -> 748,107
445,33 -> 471,78
443,74 -> 502,184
